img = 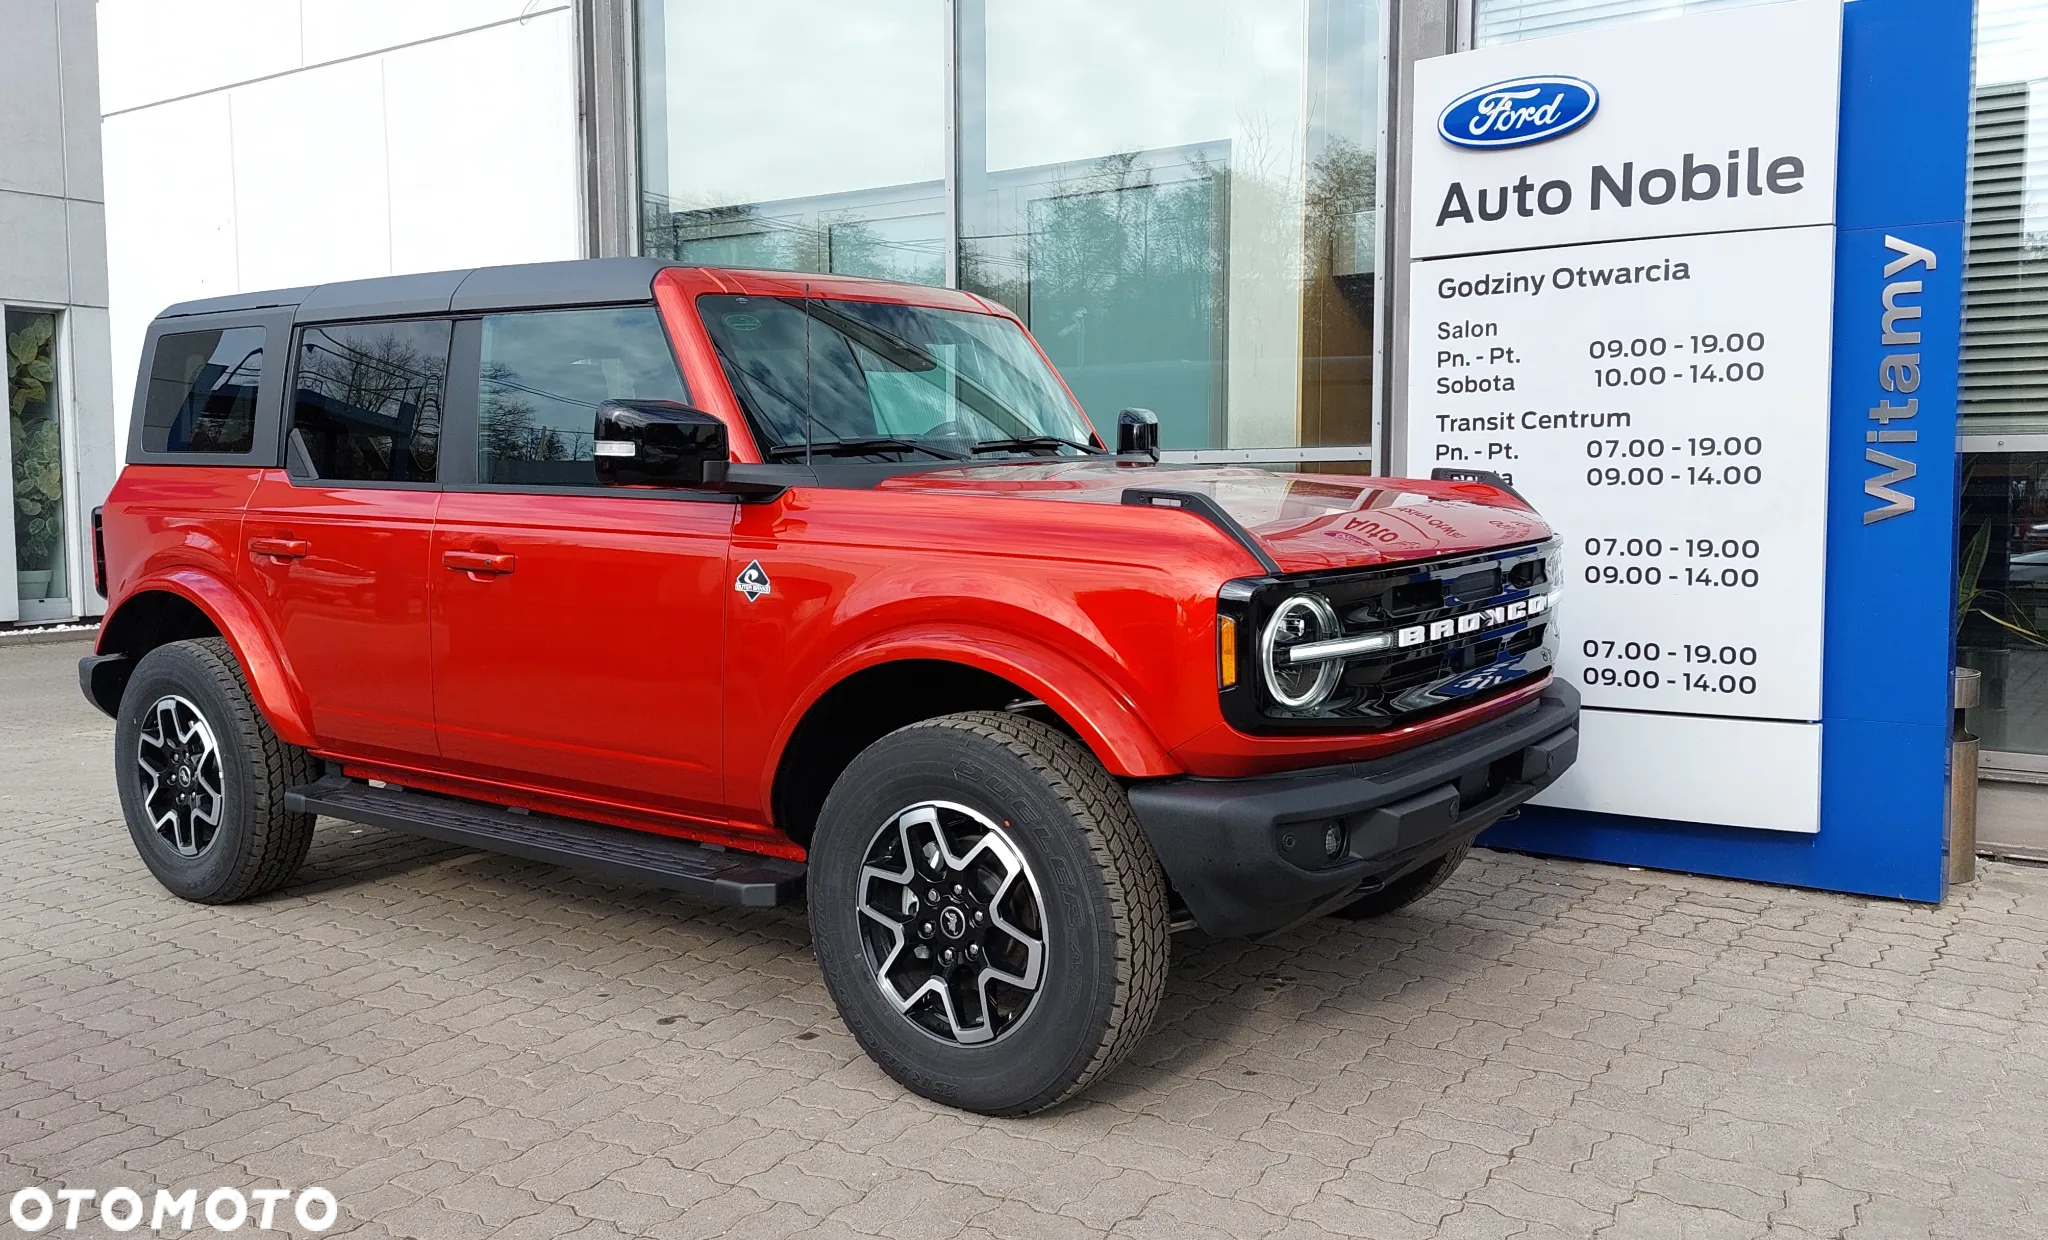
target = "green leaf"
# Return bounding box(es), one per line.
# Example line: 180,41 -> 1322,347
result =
1957,522 -> 1990,630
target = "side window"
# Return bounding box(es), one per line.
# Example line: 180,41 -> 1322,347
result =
288,319 -> 450,483
476,306 -> 688,486
141,327 -> 265,454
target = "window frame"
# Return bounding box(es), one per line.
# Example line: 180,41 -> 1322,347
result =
281,314 -> 458,492
437,299 -> 737,503
126,308 -> 293,468
1956,439 -> 2048,776
5,300 -> 77,624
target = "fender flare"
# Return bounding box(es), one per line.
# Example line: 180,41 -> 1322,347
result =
104,569 -> 316,749
766,623 -> 1184,806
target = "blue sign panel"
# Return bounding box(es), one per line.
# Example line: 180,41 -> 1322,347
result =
1482,0 -> 1972,901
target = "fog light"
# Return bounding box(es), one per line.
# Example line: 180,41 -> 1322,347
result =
1323,823 -> 1345,860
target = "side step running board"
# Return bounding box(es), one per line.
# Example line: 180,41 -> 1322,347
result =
285,773 -> 805,908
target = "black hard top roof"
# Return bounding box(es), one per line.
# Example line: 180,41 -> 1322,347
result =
157,257 -> 676,323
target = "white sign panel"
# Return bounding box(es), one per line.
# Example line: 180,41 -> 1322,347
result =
1410,226 -> 1836,722
1409,0 -> 1841,259
1403,1 -> 1844,833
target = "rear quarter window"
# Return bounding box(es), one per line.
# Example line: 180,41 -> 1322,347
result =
141,327 -> 266,454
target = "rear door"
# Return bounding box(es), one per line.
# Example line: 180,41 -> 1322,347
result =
428,305 -> 733,824
240,316 -> 450,764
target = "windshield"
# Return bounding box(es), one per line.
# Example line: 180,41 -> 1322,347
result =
698,293 -> 1099,461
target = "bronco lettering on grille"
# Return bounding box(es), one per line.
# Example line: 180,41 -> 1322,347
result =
1397,593 -> 1549,649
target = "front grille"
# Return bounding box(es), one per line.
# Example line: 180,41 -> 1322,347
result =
1218,539 -> 1560,735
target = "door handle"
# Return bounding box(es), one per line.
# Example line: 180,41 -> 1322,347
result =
248,537 -> 310,561
443,550 -> 516,575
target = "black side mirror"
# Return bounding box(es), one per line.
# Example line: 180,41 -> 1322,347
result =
593,400 -> 728,487
1117,407 -> 1160,462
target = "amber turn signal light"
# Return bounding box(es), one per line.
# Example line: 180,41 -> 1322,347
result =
1218,615 -> 1239,688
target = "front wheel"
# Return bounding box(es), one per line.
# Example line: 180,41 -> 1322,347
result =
808,712 -> 1169,1116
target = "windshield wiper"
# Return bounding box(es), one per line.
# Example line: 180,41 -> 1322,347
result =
967,435 -> 1103,456
766,437 -> 966,462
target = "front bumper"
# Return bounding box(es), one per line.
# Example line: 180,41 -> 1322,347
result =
79,652 -> 130,718
1126,680 -> 1579,937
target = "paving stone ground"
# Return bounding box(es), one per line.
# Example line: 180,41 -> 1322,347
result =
5,637 -> 2048,1239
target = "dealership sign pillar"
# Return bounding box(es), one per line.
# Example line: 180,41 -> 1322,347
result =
1399,0 -> 1972,900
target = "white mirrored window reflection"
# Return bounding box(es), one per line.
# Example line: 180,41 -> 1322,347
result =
960,0 -> 1380,455
1472,0 -> 1772,46
637,0 -> 947,286
1967,0 -> 2048,431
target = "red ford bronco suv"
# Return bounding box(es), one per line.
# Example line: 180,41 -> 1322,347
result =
84,258 -> 1577,1115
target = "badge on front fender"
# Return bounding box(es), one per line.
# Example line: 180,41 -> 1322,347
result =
735,560 -> 772,602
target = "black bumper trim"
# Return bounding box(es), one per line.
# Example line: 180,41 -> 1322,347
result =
79,653 -> 131,719
1127,681 -> 1580,938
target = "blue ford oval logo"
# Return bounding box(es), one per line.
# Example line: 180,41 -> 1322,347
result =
1438,76 -> 1599,150
1438,666 -> 1517,697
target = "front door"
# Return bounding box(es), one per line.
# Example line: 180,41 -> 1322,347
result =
429,306 -> 732,824
241,316 -> 450,764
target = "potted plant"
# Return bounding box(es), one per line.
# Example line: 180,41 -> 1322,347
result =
9,314 -> 63,601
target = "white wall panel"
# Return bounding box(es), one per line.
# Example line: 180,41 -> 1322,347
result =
0,0 -> 67,196
99,2 -> 588,454
64,198 -> 108,306
299,0 -> 567,64
56,0 -> 103,201
382,11 -> 580,273
60,305 -> 117,614
0,190 -> 73,303
1534,712 -> 1824,834
228,57 -> 392,292
101,92 -> 240,447
62,306 -> 116,494
97,0 -> 303,114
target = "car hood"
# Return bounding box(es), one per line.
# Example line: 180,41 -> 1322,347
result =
874,461 -> 1552,574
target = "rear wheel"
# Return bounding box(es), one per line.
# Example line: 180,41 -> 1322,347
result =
1328,842 -> 1471,920
809,711 -> 1169,1115
114,638 -> 317,903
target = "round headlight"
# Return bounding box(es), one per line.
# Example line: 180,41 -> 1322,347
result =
1260,594 -> 1344,711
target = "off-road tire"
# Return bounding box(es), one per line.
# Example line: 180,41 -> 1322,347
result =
1328,841 -> 1471,920
809,711 -> 1170,1115
114,638 -> 317,903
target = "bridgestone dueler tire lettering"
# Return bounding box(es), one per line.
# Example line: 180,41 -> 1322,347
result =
114,638 -> 317,904
1328,841 -> 1471,921
809,711 -> 1170,1115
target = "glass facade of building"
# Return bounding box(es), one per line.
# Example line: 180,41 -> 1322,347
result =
1963,0 -> 2048,769
636,0 -> 1383,464
7,308 -> 67,620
